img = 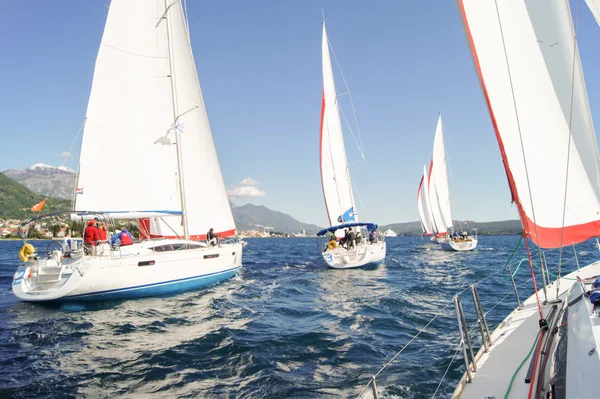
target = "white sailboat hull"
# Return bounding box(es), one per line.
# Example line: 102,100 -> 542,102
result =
321,241 -> 386,269
12,240 -> 242,302
439,237 -> 478,251
453,260 -> 600,398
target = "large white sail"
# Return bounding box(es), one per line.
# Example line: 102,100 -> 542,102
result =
428,115 -> 453,234
75,0 -> 236,238
459,0 -> 600,248
417,164 -> 435,235
431,115 -> 453,230
586,0 -> 600,26
320,23 -> 357,226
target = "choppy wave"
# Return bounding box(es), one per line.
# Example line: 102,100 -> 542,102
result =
0,236 -> 595,398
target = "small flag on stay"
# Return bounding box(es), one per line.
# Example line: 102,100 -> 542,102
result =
31,199 -> 47,212
76,187 -> 84,195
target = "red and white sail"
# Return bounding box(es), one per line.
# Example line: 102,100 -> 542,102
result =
428,115 -> 454,235
459,0 -> 600,248
75,0 -> 236,239
418,164 -> 435,235
320,22 -> 358,226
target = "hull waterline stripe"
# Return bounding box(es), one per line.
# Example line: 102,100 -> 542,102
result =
64,266 -> 241,299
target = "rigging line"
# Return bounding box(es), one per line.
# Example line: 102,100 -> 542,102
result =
338,100 -> 366,159
524,234 -> 544,320
431,340 -> 463,399
350,178 -> 368,222
49,118 -> 86,200
356,251 -> 529,398
327,36 -> 366,158
558,0 -> 580,300
493,0 -> 546,296
356,299 -> 455,398
182,0 -> 190,34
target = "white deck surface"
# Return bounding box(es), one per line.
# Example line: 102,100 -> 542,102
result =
453,261 -> 600,399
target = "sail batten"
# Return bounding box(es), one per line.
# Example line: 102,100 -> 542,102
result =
320,23 -> 357,226
459,0 -> 600,248
75,0 -> 235,238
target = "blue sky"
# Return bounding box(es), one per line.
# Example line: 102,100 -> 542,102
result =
1,1 -> 600,228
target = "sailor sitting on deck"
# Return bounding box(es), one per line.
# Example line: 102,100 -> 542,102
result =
326,233 -> 338,251
206,228 -> 219,246
345,228 -> 355,249
84,220 -> 99,255
118,228 -> 134,246
355,230 -> 363,244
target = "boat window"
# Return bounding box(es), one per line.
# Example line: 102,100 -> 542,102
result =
150,244 -> 174,252
204,254 -> 219,259
150,243 -> 203,252
138,260 -> 155,267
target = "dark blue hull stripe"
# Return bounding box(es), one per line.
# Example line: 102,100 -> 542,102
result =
62,266 -> 241,301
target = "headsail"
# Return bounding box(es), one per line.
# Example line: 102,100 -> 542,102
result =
585,0 -> 600,26
74,0 -> 236,238
428,115 -> 453,234
458,0 -> 600,248
417,164 -> 435,235
320,22 -> 358,226
432,115 -> 453,230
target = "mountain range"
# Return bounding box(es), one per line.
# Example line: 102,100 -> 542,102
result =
380,219 -> 522,235
230,202 -> 321,234
1,165 -> 522,234
3,164 -> 76,201
0,165 -> 319,233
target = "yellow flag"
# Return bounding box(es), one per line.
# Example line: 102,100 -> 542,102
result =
31,199 -> 47,212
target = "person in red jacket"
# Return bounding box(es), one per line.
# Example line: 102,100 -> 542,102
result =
84,220 -> 100,255
98,223 -> 108,242
118,228 -> 134,246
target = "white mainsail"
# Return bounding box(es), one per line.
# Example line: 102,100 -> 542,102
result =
586,0 -> 600,25
428,115 -> 453,234
320,23 -> 357,226
459,0 -> 600,248
74,0 -> 236,239
417,164 -> 435,235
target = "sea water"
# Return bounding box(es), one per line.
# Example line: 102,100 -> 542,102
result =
0,236 -> 594,398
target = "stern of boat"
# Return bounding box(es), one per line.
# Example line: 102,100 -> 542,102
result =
322,241 -> 386,269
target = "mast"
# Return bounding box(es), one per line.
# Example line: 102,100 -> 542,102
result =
164,0 -> 189,240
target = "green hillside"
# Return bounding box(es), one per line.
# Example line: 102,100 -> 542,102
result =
0,172 -> 70,219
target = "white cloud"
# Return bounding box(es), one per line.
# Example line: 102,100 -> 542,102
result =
239,177 -> 260,186
227,178 -> 266,198
227,186 -> 266,198
59,151 -> 72,158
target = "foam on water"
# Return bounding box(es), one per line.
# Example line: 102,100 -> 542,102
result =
0,236 -> 595,398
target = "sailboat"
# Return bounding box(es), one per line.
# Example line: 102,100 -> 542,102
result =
452,0 -> 600,397
12,0 -> 242,302
417,163 -> 436,240
316,22 -> 386,269
428,115 -> 478,251
383,229 -> 397,237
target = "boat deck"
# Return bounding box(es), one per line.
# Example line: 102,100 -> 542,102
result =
453,261 -> 600,399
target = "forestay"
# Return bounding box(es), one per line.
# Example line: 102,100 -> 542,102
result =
459,0 -> 600,248
320,22 -> 357,226
75,0 -> 236,238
